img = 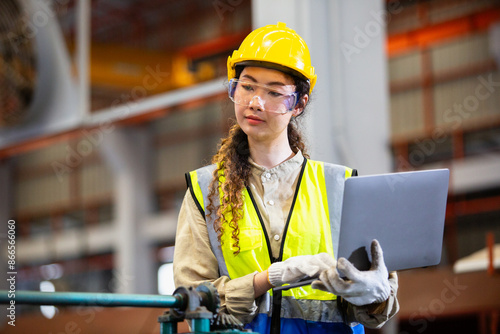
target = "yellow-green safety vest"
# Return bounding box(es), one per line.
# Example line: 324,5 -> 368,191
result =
186,158 -> 355,301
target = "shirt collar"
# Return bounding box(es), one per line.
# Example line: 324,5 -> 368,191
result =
249,150 -> 304,176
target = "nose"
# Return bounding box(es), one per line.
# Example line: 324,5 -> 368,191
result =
248,95 -> 265,111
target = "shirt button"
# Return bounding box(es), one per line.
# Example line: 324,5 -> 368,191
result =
268,200 -> 275,206
265,172 -> 271,179
274,235 -> 280,241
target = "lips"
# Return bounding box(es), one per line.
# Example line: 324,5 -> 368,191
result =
246,115 -> 264,122
245,115 -> 265,125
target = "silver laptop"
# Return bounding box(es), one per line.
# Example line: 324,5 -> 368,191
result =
336,169 -> 449,272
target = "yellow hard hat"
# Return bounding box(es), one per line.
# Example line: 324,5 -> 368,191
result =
227,22 -> 316,95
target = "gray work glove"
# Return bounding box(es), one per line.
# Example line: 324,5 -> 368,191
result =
311,240 -> 391,306
268,253 -> 336,287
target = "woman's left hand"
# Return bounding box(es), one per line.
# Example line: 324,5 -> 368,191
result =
311,239 -> 391,306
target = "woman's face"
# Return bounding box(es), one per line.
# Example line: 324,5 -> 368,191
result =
234,66 -> 305,146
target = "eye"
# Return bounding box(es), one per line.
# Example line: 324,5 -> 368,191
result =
268,90 -> 283,98
241,83 -> 254,92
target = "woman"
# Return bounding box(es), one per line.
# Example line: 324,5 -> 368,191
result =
173,22 -> 399,334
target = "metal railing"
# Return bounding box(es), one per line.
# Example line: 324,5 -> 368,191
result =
0,283 -> 252,334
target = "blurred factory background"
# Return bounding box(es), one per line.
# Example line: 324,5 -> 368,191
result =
0,0 -> 499,333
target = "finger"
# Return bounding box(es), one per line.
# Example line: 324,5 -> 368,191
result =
311,280 -> 328,292
315,253 -> 337,268
318,268 -> 342,294
370,239 -> 385,271
337,257 -> 362,281
323,265 -> 352,293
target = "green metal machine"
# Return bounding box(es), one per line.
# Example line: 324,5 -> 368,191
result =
0,283 -> 256,334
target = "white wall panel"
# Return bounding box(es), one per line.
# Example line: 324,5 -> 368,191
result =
431,33 -> 490,73
389,51 -> 422,83
80,163 -> 112,200
15,173 -> 70,213
390,89 -> 424,136
434,71 -> 500,129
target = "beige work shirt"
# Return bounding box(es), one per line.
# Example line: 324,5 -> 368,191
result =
173,151 -> 399,327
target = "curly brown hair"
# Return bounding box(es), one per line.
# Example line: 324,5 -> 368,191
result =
206,66 -> 311,254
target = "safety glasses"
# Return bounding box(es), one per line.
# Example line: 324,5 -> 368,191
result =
228,79 -> 299,114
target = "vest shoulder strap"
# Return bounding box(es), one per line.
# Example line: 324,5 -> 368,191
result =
185,164 -> 217,219
319,161 -> 354,257
185,164 -> 230,277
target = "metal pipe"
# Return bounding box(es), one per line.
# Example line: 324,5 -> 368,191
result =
272,278 -> 315,291
0,290 -> 182,308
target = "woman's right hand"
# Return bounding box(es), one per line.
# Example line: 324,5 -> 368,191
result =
267,253 -> 336,287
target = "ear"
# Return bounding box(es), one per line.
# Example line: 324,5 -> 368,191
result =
292,94 -> 308,117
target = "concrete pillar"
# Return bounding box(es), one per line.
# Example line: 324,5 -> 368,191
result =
252,3 -> 396,333
100,127 -> 154,294
252,0 -> 391,174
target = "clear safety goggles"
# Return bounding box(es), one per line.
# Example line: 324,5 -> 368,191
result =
228,79 -> 299,114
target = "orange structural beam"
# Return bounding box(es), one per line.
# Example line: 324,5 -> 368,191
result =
179,30 -> 251,60
446,195 -> 500,218
387,8 -> 500,57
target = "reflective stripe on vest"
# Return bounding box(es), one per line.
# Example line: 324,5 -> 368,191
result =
186,158 -> 353,302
